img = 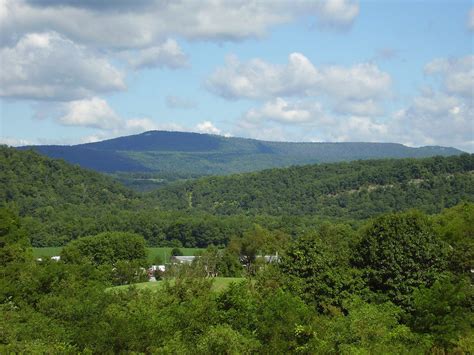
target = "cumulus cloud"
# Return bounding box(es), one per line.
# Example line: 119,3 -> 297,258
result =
165,95 -> 197,109
243,98 -> 329,124
0,32 -> 125,100
424,55 -> 474,97
49,97 -> 169,137
388,90 -> 473,151
1,0 -> 360,49
127,39 -> 188,70
206,53 -> 318,99
196,121 -> 221,135
231,54 -> 473,151
58,97 -> 123,129
207,53 -> 391,115
313,0 -> 360,30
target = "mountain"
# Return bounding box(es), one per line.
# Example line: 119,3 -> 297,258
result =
19,131 -> 464,177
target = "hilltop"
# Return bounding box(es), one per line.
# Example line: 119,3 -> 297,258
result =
19,131 -> 464,178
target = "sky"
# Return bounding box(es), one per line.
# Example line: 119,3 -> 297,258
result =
0,0 -> 473,152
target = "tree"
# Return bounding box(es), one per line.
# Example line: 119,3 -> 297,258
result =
61,232 -> 147,266
279,227 -> 363,310
433,202 -> 474,278
409,273 -> 473,350
171,247 -> 183,256
305,297 -> 431,354
353,211 -> 449,308
0,208 -> 32,267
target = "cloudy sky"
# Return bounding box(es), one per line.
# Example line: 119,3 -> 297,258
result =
0,0 -> 473,151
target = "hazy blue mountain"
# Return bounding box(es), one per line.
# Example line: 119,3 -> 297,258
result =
19,131 -> 464,178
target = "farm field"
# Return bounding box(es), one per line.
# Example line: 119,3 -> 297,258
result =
33,247 -> 205,263
110,277 -> 246,293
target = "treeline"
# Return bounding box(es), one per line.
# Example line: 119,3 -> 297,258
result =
1,204 -> 472,353
154,154 -> 474,217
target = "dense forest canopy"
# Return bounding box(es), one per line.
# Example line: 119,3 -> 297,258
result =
1,204 -> 472,353
154,153 -> 474,217
1,146 -> 473,247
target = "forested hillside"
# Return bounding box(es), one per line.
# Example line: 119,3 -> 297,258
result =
20,131 -> 463,182
154,154 -> 474,218
2,146 -> 473,247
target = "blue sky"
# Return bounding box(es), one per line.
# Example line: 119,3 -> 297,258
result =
0,0 -> 473,151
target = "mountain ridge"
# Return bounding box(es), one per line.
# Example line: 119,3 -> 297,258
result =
18,130 -> 465,176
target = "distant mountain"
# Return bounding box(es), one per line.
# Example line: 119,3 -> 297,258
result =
19,131 -> 464,177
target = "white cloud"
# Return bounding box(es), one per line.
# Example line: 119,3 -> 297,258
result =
425,55 -> 474,97
389,90 -> 473,151
0,32 -> 125,100
243,98 -> 329,124
124,118 -> 160,132
468,7 -> 474,31
52,97 -> 168,135
329,116 -> 388,142
319,63 -> 391,101
206,53 -> 319,100
165,95 -> 197,109
333,99 -> 383,116
1,0 -> 360,49
196,121 -> 221,135
57,97 -> 123,129
207,53 -> 391,115
314,0 -> 360,30
128,39 -> 188,70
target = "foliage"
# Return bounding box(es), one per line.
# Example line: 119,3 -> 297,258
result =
353,211 -> 449,308
305,297 -> 431,354
408,273 -> 473,350
171,247 -> 183,256
2,146 -> 472,248
279,224 -> 364,310
433,202 -> 474,277
61,232 -> 147,267
154,154 -> 474,217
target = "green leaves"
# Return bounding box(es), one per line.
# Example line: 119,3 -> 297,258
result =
354,211 -> 449,308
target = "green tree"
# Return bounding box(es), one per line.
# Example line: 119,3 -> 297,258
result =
353,211 -> 449,308
306,298 -> 431,354
171,247 -> 183,256
0,208 -> 32,267
409,273 -> 473,350
433,202 -> 474,277
280,226 -> 363,310
197,324 -> 259,354
61,232 -> 147,267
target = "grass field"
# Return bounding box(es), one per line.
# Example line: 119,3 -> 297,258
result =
110,277 -> 246,293
33,247 -> 63,258
33,247 -> 205,263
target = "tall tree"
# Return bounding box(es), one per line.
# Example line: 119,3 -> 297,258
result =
353,211 -> 449,308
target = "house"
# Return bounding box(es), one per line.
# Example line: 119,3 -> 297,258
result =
149,264 -> 166,272
262,254 -> 280,263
